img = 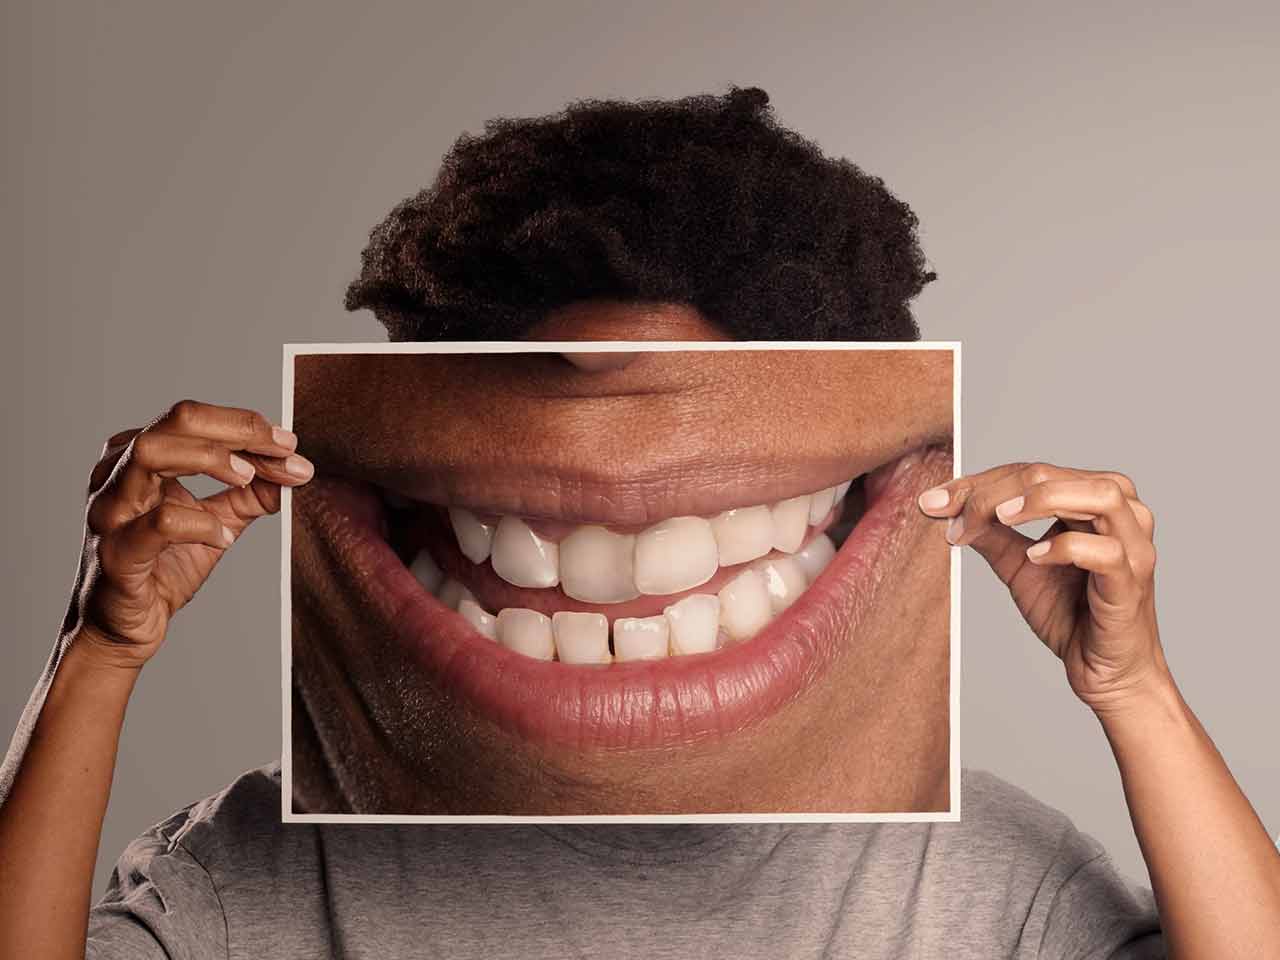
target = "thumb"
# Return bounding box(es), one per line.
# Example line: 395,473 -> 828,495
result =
202,476 -> 284,537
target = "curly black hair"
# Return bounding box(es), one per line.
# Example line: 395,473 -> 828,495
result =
344,86 -> 934,341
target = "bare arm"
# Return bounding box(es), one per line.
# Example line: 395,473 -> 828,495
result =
0,401 -> 312,958
0,638 -> 137,954
1101,679 -> 1280,957
919,462 -> 1280,958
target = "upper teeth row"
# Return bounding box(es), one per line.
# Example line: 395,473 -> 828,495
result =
443,480 -> 855,603
408,533 -> 839,663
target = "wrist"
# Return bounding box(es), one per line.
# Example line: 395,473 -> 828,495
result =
54,631 -> 144,702
1092,668 -> 1189,740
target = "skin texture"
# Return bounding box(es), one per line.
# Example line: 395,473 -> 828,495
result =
288,303 -> 956,814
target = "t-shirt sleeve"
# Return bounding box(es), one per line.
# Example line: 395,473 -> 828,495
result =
85,816 -> 227,960
1031,826 -> 1165,959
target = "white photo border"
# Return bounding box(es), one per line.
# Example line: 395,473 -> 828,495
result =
280,340 -> 962,824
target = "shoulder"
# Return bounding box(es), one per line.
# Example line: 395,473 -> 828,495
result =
89,762 -> 289,951
956,772 -> 1163,952
120,759 -> 309,885
952,768 -> 1100,865
166,759 -> 285,849
919,769 -> 1108,884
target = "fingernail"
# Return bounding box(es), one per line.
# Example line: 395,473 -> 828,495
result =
284,454 -> 314,480
229,454 -> 255,483
995,496 -> 1024,523
1026,540 -> 1051,560
945,515 -> 965,544
219,525 -> 236,547
918,487 -> 950,511
272,426 -> 298,451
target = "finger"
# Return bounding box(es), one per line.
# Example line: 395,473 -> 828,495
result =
1078,469 -> 1138,500
88,433 -> 256,535
99,502 -> 235,577
917,462 -> 1139,519
916,461 -> 1031,517
237,451 -> 315,487
996,479 -> 1156,582
101,428 -> 142,457
1056,496 -> 1149,536
950,511 -> 1039,587
86,488 -> 137,537
942,462 -> 1084,546
159,476 -> 199,508
1128,497 -> 1155,539
1025,530 -> 1139,607
151,399 -> 297,456
115,430 -> 260,506
200,475 -> 286,532
89,429 -> 143,494
994,477 -> 1147,545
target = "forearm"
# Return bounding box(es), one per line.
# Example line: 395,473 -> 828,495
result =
1101,677 -> 1280,958
0,633 -> 138,959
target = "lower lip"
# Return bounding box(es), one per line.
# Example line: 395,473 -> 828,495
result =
308,451 -> 926,750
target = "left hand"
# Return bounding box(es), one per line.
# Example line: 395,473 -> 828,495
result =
916,461 -> 1166,716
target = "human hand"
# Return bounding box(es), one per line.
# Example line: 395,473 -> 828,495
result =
916,462 -> 1165,716
72,400 -> 313,670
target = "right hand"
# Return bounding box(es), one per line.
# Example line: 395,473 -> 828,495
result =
72,400 -> 313,670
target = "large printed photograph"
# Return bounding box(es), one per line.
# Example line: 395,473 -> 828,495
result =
285,342 -> 958,818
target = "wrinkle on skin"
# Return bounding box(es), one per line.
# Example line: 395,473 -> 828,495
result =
289,302 -> 955,814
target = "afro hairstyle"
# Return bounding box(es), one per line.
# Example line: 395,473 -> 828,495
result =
344,86 -> 934,341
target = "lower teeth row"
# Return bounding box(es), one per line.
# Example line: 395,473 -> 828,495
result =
409,534 -> 838,663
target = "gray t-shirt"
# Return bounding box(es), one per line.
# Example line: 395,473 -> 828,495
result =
85,762 -> 1163,958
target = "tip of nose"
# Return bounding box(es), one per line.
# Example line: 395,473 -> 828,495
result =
558,352 -> 641,372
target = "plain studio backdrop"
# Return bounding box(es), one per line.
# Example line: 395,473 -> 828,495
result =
4,1 -> 1277,899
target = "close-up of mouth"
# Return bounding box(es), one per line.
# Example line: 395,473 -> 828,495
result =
300,437 -> 951,751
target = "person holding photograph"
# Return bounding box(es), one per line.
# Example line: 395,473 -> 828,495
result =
2,87 -> 1277,958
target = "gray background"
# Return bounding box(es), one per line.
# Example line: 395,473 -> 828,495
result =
4,1 -> 1277,899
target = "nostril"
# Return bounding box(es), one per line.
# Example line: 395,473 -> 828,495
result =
558,351 -> 639,372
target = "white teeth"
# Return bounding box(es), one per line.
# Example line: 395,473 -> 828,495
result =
496,608 -> 555,660
491,516 -> 560,589
409,550 -> 443,593
449,507 -> 496,564
663,594 -> 721,655
709,505 -> 775,566
634,517 -> 719,595
612,615 -> 670,662
793,534 -> 837,583
717,569 -> 774,641
458,598 -> 497,640
753,556 -> 807,613
559,526 -> 640,603
436,578 -> 476,611
432,478 -> 853,648
807,485 -> 838,524
770,495 -> 811,554
551,611 -> 612,664
428,487 -> 853,660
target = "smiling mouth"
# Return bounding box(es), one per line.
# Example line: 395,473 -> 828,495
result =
386,478 -> 864,662
299,441 -> 949,750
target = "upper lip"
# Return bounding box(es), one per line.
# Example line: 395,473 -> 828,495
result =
312,433 -> 949,527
